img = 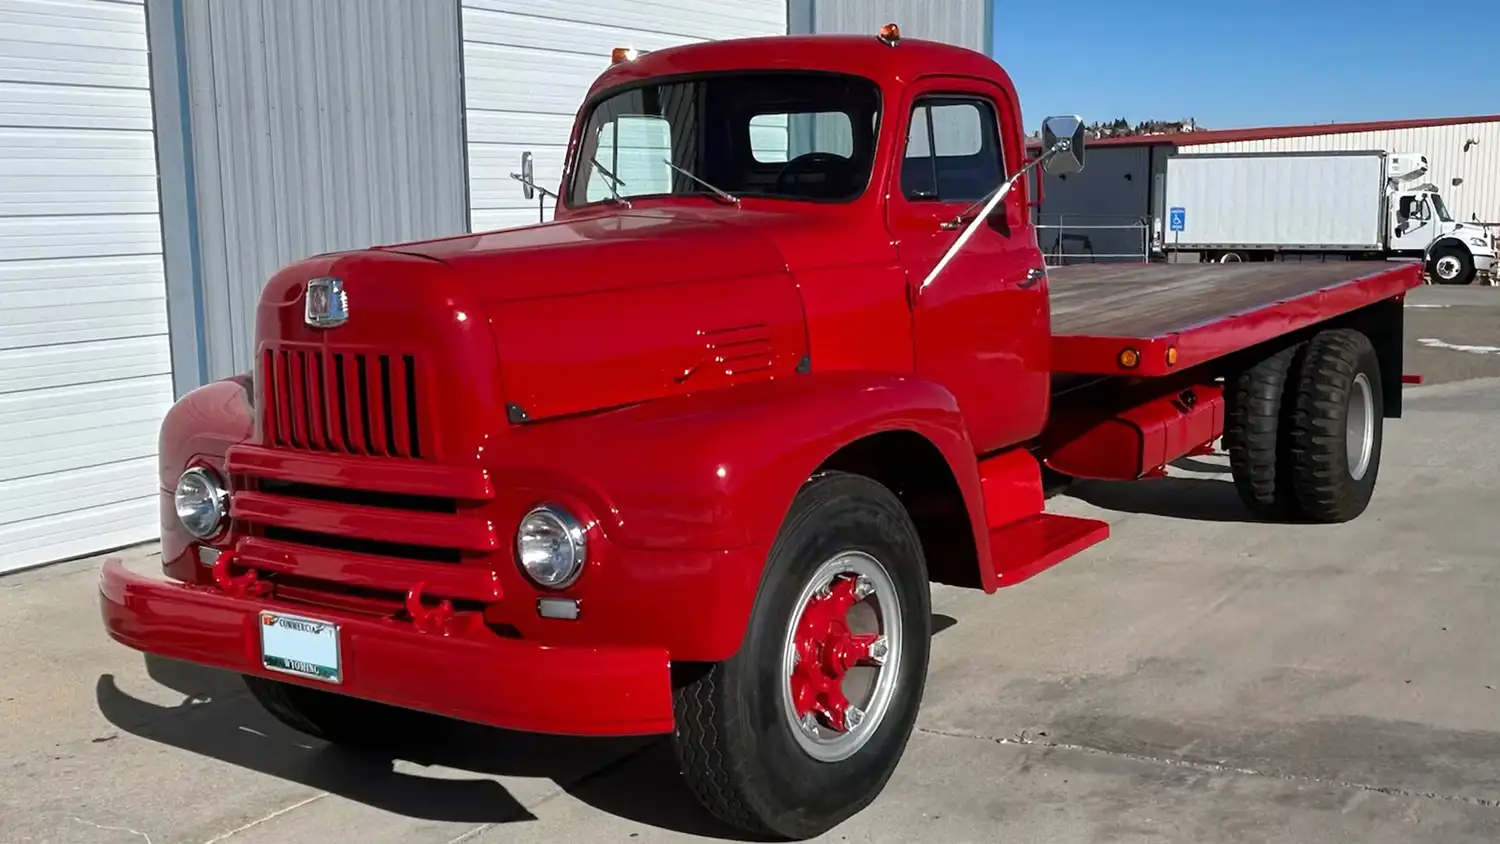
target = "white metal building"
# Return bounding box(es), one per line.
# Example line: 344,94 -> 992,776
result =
1033,115 -> 1500,262
0,0 -> 993,573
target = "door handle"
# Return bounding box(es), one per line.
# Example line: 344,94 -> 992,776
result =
1018,267 -> 1046,289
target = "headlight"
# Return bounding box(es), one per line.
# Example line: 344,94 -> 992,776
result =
1470,237 -> 1487,247
516,505 -> 587,588
175,466 -> 228,539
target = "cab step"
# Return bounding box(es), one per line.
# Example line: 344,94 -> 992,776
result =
989,512 -> 1110,588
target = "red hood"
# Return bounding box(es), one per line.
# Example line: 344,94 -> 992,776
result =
327,208 -> 813,426
376,208 -> 791,301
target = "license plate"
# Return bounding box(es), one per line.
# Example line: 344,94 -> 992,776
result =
259,611 -> 342,684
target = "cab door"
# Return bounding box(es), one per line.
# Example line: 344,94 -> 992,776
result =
886,76 -> 1051,454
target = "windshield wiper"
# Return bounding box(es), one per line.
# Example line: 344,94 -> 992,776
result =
590,158 -> 631,207
662,159 -> 739,205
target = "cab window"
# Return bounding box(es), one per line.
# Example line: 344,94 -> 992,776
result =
901,96 -> 1004,203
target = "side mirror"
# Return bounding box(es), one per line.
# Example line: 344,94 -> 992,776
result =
1041,115 -> 1086,176
519,151 -> 535,200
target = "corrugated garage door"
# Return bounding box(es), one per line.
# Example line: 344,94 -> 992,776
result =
461,0 -> 788,232
0,0 -> 169,572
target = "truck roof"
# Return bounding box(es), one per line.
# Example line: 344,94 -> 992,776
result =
1048,262 -> 1423,375
585,34 -> 1014,102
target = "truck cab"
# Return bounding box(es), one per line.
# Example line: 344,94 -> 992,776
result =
522,31 -> 1060,451
1386,153 -> 1497,283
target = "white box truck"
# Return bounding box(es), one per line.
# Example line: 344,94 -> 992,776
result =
1157,150 -> 1496,285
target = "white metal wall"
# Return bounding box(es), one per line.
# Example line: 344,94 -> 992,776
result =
1183,120 -> 1500,225
460,0 -> 789,231
177,0 -> 470,382
0,0 -> 170,572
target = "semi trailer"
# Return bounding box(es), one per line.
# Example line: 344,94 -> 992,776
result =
101,27 -> 1424,840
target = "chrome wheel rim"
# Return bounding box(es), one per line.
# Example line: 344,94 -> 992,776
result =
1436,255 -> 1461,280
1347,372 -> 1375,481
779,551 -> 902,763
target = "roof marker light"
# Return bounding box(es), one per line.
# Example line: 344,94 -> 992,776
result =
878,23 -> 901,46
611,47 -> 640,64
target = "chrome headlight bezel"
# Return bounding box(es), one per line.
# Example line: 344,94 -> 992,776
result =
175,466 -> 229,540
515,504 -> 588,590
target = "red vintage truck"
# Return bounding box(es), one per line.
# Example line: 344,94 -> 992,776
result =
100,27 -> 1421,840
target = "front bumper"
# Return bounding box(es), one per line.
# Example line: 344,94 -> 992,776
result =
98,558 -> 674,736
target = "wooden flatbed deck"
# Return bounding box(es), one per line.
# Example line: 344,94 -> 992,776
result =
1047,261 -> 1423,376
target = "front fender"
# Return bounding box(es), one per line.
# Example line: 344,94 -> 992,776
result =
158,375 -> 255,580
496,371 -> 990,657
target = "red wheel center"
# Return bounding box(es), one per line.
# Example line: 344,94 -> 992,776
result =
789,574 -> 882,733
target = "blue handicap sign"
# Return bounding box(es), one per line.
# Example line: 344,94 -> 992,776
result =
1169,207 -> 1186,232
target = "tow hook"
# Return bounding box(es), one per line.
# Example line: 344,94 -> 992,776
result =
211,550 -> 271,599
405,583 -> 458,635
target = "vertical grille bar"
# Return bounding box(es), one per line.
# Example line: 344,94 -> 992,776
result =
284,350 -> 307,448
404,355 -> 423,458
365,354 -> 390,457
388,354 -> 412,458
315,350 -> 341,453
260,349 -> 279,446
303,350 -> 329,451
275,351 -> 295,448
347,353 -> 373,454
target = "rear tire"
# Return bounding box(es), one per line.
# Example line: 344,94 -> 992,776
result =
1284,328 -> 1384,522
671,471 -> 932,840
1224,343 -> 1303,519
243,674 -> 436,748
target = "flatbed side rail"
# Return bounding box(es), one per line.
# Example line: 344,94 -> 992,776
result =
1050,262 -> 1422,376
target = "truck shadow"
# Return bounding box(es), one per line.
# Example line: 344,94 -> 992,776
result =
1062,475 -> 1267,523
97,615 -> 961,839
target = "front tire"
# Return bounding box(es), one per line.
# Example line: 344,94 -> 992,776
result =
1285,328 -> 1384,522
1428,243 -> 1476,285
671,471 -> 932,840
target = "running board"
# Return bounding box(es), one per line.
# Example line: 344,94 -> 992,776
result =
989,513 -> 1110,588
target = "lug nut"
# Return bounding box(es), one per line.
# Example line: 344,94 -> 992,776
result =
846,705 -> 865,729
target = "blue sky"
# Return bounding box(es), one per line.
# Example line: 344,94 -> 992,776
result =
996,0 -> 1500,130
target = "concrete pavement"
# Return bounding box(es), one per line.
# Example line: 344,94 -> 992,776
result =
3,290 -> 1500,843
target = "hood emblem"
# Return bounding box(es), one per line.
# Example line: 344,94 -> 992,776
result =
304,277 -> 348,328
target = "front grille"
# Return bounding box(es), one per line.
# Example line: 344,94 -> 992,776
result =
260,345 -> 427,458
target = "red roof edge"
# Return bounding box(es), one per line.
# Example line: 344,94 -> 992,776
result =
1027,113 -> 1500,150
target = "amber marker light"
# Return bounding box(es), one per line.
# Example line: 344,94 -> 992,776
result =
1118,347 -> 1141,369
878,23 -> 901,45
1166,346 -> 1179,367
611,47 -> 639,64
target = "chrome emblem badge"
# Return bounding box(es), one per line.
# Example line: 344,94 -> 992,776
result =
304,277 -> 348,328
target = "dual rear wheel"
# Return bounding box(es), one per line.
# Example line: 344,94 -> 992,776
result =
1224,327 -> 1384,523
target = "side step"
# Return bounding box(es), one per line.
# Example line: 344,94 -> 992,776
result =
989,512 -> 1110,588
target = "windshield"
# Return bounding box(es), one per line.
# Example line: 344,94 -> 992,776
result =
1429,192 -> 1454,222
567,71 -> 881,206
